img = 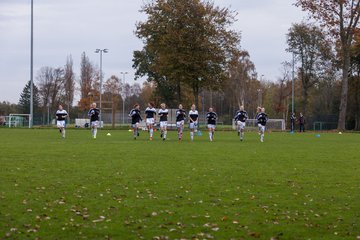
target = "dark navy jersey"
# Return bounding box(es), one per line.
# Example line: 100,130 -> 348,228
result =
206,112 -> 217,125
145,107 -> 156,118
158,109 -> 169,122
234,110 -> 248,122
257,112 -> 268,126
189,110 -> 199,122
88,108 -> 100,122
176,109 -> 186,122
129,109 -> 142,124
299,115 -> 305,124
56,110 -> 68,121
290,114 -> 296,122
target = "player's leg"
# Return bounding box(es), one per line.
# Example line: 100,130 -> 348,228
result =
176,122 -> 180,139
208,125 -> 212,141
260,126 -> 265,142
164,122 -> 168,140
179,122 -> 184,140
91,121 -> 98,139
189,123 -> 194,141
132,124 -> 136,139
212,126 -> 215,140
93,125 -> 98,139
62,126 -> 66,138
240,122 -> 244,141
149,124 -> 153,140
57,121 -> 62,137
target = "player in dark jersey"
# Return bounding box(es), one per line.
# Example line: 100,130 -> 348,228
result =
234,105 -> 248,141
255,106 -> 262,135
145,102 -> 157,140
188,104 -> 199,141
129,104 -> 142,140
290,112 -> 296,133
158,103 -> 169,141
206,107 -> 217,141
257,107 -> 268,142
88,102 -> 100,139
176,104 -> 186,141
299,113 -> 305,132
56,104 -> 68,138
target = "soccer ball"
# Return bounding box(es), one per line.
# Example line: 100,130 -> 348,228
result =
106,133 -> 111,136
338,132 -> 342,135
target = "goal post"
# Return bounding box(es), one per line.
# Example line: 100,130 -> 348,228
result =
8,114 -> 31,128
232,119 -> 285,131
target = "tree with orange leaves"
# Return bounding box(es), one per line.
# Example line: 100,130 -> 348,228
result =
295,0 -> 360,130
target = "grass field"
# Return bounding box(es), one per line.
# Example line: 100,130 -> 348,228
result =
0,128 -> 359,240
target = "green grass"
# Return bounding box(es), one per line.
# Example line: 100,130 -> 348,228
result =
0,128 -> 359,240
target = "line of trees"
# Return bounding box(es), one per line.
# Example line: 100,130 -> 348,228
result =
1,0 -> 359,130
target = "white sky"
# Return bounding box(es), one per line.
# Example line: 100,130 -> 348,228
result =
0,0 -> 306,103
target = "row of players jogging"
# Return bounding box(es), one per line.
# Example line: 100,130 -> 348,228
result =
55,103 -> 269,142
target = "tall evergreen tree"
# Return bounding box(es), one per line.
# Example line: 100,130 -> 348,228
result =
18,80 -> 40,114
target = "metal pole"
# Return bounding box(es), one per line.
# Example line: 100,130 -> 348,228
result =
99,50 -> 102,127
120,72 -> 128,124
30,0 -> 34,128
47,104 -> 49,125
122,73 -> 125,125
257,89 -> 262,107
292,52 -> 295,115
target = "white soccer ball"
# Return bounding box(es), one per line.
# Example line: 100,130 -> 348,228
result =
107,133 -> 111,136
338,132 -> 342,135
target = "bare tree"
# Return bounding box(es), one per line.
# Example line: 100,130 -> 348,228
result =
79,52 -> 96,111
63,55 -> 75,115
104,75 -> 121,128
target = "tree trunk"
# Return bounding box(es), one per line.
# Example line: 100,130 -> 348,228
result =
337,47 -> 350,131
354,76 -> 360,131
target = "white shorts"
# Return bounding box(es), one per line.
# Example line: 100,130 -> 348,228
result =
57,120 -> 66,128
207,124 -> 216,130
237,121 -> 246,130
189,122 -> 197,129
176,120 -> 184,128
91,121 -> 99,127
146,118 -> 155,125
258,124 -> 265,133
131,123 -> 139,128
160,121 -> 167,128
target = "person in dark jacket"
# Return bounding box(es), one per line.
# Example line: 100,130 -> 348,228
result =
299,113 -> 305,132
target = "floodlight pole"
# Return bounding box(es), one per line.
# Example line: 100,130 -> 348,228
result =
95,48 -> 108,127
120,71 -> 128,125
257,89 -> 262,107
30,0 -> 34,128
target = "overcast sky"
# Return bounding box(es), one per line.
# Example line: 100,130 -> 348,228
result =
0,0 -> 306,103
